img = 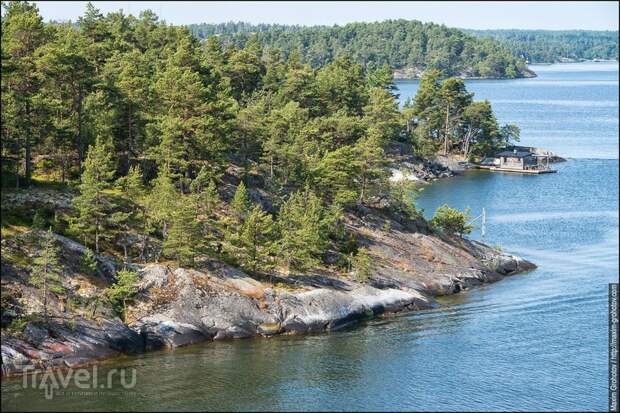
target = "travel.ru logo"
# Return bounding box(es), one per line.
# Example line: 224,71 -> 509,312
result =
18,365 -> 137,400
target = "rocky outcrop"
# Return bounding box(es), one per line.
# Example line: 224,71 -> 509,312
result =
386,143 -> 455,183
1,208 -> 535,376
1,318 -> 142,375
128,262 -> 434,350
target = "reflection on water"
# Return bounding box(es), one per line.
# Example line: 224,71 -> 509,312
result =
2,63 -> 618,412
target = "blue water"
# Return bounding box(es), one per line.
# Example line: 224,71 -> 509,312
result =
2,63 -> 618,412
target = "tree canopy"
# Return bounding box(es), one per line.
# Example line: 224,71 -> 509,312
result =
2,2 -> 513,276
187,20 -> 530,79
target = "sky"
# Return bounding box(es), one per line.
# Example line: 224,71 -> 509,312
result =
31,1 -> 619,30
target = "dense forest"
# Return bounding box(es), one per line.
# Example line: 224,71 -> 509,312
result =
188,20 -> 530,79
466,29 -> 619,63
1,2 -> 518,277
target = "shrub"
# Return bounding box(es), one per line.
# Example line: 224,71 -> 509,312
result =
106,269 -> 139,320
352,247 -> 372,282
81,248 -> 98,276
430,204 -> 473,237
32,211 -> 47,229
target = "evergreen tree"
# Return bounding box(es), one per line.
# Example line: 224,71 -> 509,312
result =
366,63 -> 397,96
438,77 -> 473,155
30,229 -> 64,322
1,1 -> 49,187
163,196 -> 202,266
105,269 -> 139,321
276,189 -> 339,273
231,181 -> 252,219
80,248 -> 98,276
145,166 -> 178,242
430,204 -> 473,237
71,137 -> 116,253
190,166 -> 220,217
230,204 -> 275,272
363,87 -> 402,143
112,165 -> 145,263
353,130 -> 389,205
36,25 -> 94,168
351,247 -> 372,283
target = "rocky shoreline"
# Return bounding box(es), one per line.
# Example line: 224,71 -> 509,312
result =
1,202 -> 535,377
392,66 -> 537,80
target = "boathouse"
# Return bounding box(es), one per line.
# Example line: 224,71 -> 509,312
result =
496,149 -> 537,170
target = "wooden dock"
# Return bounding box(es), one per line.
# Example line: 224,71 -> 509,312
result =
476,165 -> 557,174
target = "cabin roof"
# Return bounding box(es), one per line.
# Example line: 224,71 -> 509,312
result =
496,150 -> 533,158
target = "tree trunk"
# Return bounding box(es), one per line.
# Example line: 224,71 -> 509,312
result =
24,101 -> 32,188
42,261 -> 48,324
123,242 -> 128,266
444,102 -> 450,156
76,95 -> 84,171
95,216 -> 100,254
270,156 -> 274,180
127,103 -> 133,173
60,153 -> 66,183
359,172 -> 367,204
15,159 -> 20,190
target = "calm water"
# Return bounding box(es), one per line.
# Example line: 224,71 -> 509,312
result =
2,63 -> 619,412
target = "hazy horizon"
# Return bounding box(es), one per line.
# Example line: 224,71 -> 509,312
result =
28,1 -> 620,31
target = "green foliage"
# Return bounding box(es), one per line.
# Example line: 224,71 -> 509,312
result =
112,165 -> 146,263
276,189 -> 340,273
2,4 -> 528,280
31,210 -> 47,229
430,204 -> 473,237
105,269 -> 139,320
70,137 -> 116,253
408,72 -> 518,157
231,181 -> 252,219
145,166 -> 178,240
30,229 -> 64,321
351,247 -> 372,282
389,177 -> 422,219
466,29 -> 619,63
8,317 -> 29,333
80,248 -> 98,276
163,196 -> 202,266
188,20 -> 529,79
227,204 -> 275,272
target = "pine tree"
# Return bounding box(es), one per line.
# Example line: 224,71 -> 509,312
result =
71,137 -> 116,253
112,165 -> 145,264
363,87 -> 402,143
190,166 -> 220,217
30,229 -> 64,322
353,130 -> 389,205
351,247 -> 372,283
80,248 -> 98,276
276,189 -> 340,273
163,196 -> 202,266
366,63 -> 397,96
438,78 -> 473,155
36,25 -> 94,168
105,269 -> 139,321
145,166 -> 178,242
153,54 -> 235,191
231,181 -> 252,219
231,204 -> 275,273
1,1 -> 48,187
